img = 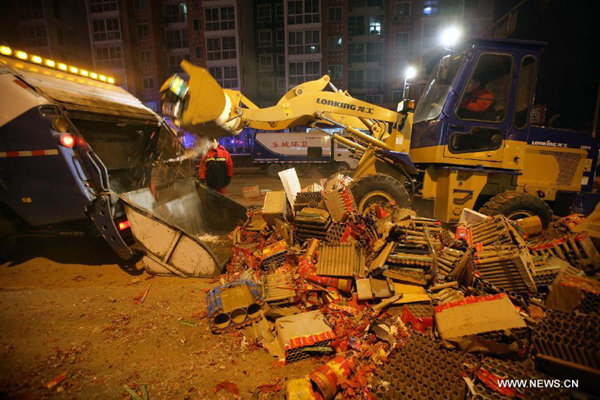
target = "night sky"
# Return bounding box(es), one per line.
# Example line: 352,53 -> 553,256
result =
496,0 -> 600,134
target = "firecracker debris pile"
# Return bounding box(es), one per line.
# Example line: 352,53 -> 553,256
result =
208,171 -> 600,399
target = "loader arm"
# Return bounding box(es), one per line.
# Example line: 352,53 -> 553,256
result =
162,61 -> 411,155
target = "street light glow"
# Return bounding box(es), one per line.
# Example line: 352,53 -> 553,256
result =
441,27 -> 462,48
405,66 -> 417,79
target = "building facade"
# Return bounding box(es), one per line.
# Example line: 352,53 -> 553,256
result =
81,0 -> 256,111
5,0 -> 93,71
257,0 -> 494,109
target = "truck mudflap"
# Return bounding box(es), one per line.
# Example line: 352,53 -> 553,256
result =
120,178 -> 247,277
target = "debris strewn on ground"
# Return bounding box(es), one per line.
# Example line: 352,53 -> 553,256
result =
204,170 -> 600,399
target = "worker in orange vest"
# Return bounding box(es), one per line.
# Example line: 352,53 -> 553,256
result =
198,138 -> 233,194
460,79 -> 494,114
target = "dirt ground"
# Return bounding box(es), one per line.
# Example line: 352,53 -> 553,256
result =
0,168 -> 328,399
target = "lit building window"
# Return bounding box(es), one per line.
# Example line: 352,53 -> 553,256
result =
395,2 -> 410,16
328,36 -> 342,51
164,3 -> 188,24
369,15 -> 384,35
288,30 -> 320,55
423,0 -> 439,15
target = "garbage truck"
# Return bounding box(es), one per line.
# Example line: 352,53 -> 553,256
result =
0,45 -> 246,275
159,37 -> 598,227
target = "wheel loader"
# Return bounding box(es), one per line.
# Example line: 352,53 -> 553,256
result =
160,38 -> 599,227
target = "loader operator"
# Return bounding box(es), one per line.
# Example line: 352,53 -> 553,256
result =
199,138 -> 233,194
459,79 -> 494,117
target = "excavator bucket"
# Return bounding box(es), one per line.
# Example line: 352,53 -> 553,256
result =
120,178 -> 247,277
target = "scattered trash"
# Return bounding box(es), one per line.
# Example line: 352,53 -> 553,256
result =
206,176 -> 600,398
213,381 -> 240,397
179,320 -> 198,327
45,372 -> 68,390
242,185 -> 261,199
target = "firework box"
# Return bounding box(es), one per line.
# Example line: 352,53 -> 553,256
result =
434,293 -> 526,339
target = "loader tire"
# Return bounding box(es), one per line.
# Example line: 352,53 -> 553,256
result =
351,173 -> 411,213
479,191 -> 552,228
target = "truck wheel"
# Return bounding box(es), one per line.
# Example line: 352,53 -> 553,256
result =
351,173 -> 411,213
335,162 -> 351,174
479,191 -> 552,228
267,164 -> 283,178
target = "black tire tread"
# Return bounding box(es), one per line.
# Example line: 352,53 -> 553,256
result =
479,191 -> 552,227
350,173 -> 411,210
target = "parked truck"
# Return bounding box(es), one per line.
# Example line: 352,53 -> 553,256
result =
0,46 -> 245,274
253,129 -> 359,177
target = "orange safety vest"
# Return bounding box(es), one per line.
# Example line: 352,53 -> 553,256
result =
461,87 -> 494,112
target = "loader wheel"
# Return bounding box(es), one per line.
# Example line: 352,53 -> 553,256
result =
351,173 -> 411,213
479,191 -> 552,228
267,163 -> 283,178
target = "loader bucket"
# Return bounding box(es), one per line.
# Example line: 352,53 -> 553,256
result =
172,61 -> 242,138
120,177 -> 247,277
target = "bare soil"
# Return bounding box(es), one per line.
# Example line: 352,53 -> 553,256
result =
0,168 -> 328,399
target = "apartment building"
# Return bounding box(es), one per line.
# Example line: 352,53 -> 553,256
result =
269,0 -> 494,108
254,0 -> 286,107
203,0 -> 256,98
85,0 -> 136,93
4,0 -> 93,71
81,0 -> 256,111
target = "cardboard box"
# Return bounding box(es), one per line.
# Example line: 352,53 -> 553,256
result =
275,310 -> 335,362
262,191 -> 287,225
242,185 -> 260,199
434,293 -> 526,339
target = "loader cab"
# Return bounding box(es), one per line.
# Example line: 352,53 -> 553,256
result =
411,38 -> 545,171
